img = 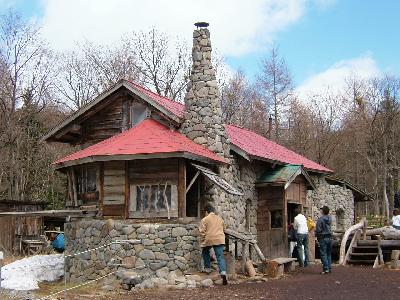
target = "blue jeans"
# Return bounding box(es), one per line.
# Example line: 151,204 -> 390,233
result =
202,244 -> 227,274
296,233 -> 309,267
319,237 -> 332,272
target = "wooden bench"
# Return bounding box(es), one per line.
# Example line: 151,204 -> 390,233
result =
261,257 -> 297,278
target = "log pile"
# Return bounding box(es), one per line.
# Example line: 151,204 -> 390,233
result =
366,226 -> 400,240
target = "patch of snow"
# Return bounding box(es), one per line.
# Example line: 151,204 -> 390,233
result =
1,254 -> 64,290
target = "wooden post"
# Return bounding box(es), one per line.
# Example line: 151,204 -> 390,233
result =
249,244 -> 254,262
242,242 -> 248,274
124,161 -> 130,219
99,162 -> 104,213
71,166 -> 78,207
67,169 -> 74,207
0,251 -> 3,288
234,240 -> 238,260
178,159 -> 186,218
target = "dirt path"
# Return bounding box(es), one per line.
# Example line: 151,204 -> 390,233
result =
58,265 -> 400,300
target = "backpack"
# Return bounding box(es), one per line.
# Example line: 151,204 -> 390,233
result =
307,217 -> 316,231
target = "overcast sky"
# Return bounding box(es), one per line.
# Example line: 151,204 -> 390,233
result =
1,0 -> 399,97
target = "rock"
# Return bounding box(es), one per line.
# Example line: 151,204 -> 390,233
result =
122,226 -> 135,236
135,257 -> 146,269
156,267 -> 170,279
175,282 -> 187,289
122,256 -> 136,267
121,271 -> 143,285
139,249 -> 155,260
137,226 -> 150,234
164,242 -> 178,251
152,277 -> 169,287
201,278 -> 214,287
143,239 -> 155,246
167,271 -> 177,285
149,261 -> 168,270
101,284 -> 114,291
185,274 -> 202,282
155,252 -> 169,260
187,280 -> 197,288
172,227 -> 188,237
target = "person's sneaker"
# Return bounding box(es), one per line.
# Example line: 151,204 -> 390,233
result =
221,274 -> 228,285
321,270 -> 329,274
201,268 -> 212,274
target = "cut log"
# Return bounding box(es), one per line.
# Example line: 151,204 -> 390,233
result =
366,226 -> 400,240
245,260 -> 257,277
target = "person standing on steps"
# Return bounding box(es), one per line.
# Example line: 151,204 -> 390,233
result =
293,207 -> 309,267
199,204 -> 228,285
316,205 -> 333,274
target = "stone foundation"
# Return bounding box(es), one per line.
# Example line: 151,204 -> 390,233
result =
64,219 -> 201,283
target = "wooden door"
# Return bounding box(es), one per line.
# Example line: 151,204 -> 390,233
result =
257,186 -> 287,258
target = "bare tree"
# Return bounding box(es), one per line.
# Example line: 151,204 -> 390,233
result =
0,10 -> 62,202
258,45 -> 293,141
129,28 -> 191,101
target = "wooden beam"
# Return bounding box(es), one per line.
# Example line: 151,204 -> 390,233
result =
178,159 -> 186,218
99,162 -> 104,213
66,168 -> 74,206
125,161 -> 129,218
186,171 -> 200,194
71,166 -> 78,207
55,124 -> 82,139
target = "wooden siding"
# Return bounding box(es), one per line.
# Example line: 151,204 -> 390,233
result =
0,216 -> 43,253
79,98 -> 124,147
103,161 -> 125,216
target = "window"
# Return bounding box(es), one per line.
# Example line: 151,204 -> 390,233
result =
336,208 -> 345,231
76,165 -> 98,203
270,210 -> 283,228
130,102 -> 148,127
129,183 -> 178,218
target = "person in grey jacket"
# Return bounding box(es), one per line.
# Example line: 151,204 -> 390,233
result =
316,206 -> 332,274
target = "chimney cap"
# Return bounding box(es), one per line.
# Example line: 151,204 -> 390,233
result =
194,22 -> 209,29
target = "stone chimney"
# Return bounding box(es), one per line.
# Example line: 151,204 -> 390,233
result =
181,23 -> 230,159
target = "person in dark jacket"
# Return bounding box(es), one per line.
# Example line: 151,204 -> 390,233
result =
316,206 -> 332,274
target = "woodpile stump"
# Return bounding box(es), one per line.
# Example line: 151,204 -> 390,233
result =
245,260 -> 257,277
391,250 -> 400,269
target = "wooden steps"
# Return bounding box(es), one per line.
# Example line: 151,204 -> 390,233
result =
347,241 -> 380,266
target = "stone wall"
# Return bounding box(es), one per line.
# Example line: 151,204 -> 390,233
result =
64,219 -> 201,284
307,176 -> 355,231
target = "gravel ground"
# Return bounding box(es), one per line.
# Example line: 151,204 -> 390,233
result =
47,264 -> 400,300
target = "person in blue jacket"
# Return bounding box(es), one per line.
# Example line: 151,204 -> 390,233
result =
50,232 -> 65,253
316,206 -> 332,274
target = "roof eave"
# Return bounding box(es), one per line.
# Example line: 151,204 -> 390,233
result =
40,80 -> 125,143
54,152 -> 226,170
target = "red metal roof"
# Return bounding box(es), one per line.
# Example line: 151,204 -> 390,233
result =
225,125 -> 332,173
126,81 -> 185,118
55,119 -> 226,166
121,82 -> 331,172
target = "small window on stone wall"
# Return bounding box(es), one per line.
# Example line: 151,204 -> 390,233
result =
336,208 -> 345,231
271,210 -> 283,228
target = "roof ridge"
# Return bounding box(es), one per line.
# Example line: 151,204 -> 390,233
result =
125,79 -> 185,106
